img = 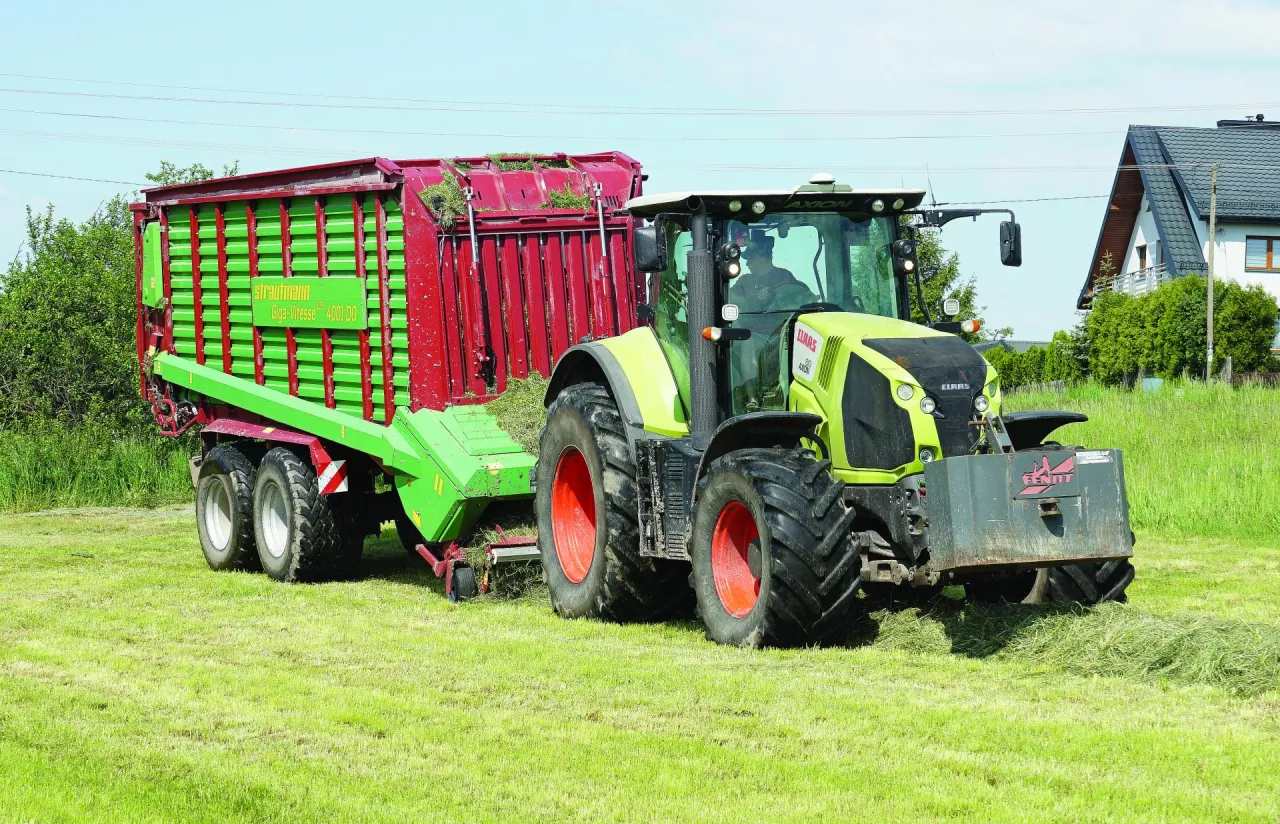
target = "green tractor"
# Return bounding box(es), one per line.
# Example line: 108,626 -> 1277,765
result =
536,177 -> 1134,647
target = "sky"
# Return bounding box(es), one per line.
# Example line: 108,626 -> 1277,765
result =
3,0 -> 1280,339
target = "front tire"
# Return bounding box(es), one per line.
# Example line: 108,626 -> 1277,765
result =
195,444 -> 260,572
252,447 -> 345,583
1047,559 -> 1134,604
690,448 -> 861,648
536,382 -> 690,622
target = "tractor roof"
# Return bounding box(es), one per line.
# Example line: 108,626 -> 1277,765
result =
625,187 -> 926,218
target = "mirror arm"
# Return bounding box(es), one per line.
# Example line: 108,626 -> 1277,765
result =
912,207 -> 1017,228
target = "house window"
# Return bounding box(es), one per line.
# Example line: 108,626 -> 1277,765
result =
1245,236 -> 1280,272
1136,244 -> 1147,270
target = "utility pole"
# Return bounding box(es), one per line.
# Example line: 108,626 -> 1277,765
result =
1206,163 -> 1219,380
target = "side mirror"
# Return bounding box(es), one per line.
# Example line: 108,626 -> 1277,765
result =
633,223 -> 668,273
1000,221 -> 1022,267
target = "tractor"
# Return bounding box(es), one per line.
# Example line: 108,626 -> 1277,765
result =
536,176 -> 1135,647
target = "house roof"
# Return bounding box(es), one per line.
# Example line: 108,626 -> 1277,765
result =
1078,122 -> 1280,308
1158,126 -> 1280,220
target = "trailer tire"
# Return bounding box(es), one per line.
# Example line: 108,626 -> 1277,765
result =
195,444 -> 261,572
536,382 -> 691,622
1047,559 -> 1134,605
252,447 -> 345,583
691,448 -> 861,648
396,514 -> 424,556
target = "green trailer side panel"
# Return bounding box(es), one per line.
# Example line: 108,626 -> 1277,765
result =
142,222 -> 164,308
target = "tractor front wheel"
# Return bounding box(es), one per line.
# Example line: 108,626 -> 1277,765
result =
536,382 -> 691,622
690,448 -> 861,648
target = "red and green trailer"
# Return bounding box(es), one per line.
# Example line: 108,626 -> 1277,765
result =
132,153 -> 645,596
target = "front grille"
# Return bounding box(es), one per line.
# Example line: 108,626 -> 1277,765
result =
862,336 -> 990,457
842,353 -> 915,469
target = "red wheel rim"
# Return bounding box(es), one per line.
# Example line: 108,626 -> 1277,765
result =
551,446 -> 596,584
711,500 -> 761,618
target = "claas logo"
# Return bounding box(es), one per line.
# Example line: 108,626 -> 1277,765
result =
795,328 -> 819,352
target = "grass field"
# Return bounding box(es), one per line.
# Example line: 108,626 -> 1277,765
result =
1,508 -> 1278,823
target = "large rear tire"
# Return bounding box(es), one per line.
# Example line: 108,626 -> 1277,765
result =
252,447 -> 345,583
536,382 -> 690,622
690,448 -> 861,648
195,444 -> 261,572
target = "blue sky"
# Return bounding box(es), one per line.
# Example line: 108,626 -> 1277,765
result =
3,0 -> 1280,338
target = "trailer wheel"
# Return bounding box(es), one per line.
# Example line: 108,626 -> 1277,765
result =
536,382 -> 691,622
450,566 -> 478,602
252,447 -> 345,583
195,444 -> 261,572
1047,559 -> 1134,605
690,448 -> 861,648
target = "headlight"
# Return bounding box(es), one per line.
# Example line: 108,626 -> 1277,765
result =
871,199 -> 885,213
751,200 -> 766,215
986,380 -> 997,397
920,396 -> 937,414
919,447 -> 936,463
728,199 -> 742,213
896,383 -> 914,401
974,395 -> 990,414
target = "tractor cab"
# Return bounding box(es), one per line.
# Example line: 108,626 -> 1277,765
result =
627,178 -> 1020,433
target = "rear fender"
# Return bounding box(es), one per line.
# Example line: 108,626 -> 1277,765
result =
544,342 -> 645,446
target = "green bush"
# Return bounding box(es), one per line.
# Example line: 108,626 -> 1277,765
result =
1085,276 -> 1277,382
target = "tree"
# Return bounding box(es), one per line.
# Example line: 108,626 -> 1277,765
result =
905,226 -> 1007,341
0,160 -> 235,432
145,160 -> 239,186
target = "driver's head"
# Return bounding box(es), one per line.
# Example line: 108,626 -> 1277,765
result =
742,231 -> 775,271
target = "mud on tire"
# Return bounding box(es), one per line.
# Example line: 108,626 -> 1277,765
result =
195,444 -> 261,572
536,382 -> 691,622
252,447 -> 347,583
690,447 -> 861,648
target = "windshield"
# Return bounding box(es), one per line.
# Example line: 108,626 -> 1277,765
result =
724,213 -> 898,413
726,213 -> 898,318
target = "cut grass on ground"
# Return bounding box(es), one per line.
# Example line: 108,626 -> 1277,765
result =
0,508 -> 1277,823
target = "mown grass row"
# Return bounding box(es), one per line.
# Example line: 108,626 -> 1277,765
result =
1005,381 -> 1280,542
861,597 -> 1280,698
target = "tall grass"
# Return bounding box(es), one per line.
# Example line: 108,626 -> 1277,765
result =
0,424 -> 190,513
1006,381 -> 1279,542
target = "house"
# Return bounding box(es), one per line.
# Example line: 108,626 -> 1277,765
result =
1078,117 -> 1280,348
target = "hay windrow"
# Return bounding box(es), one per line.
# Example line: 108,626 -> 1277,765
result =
483,374 -> 549,455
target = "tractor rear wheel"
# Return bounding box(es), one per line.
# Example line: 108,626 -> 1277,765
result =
536,382 -> 691,622
1047,559 -> 1134,604
690,448 -> 861,648
252,447 -> 346,583
195,444 -> 261,572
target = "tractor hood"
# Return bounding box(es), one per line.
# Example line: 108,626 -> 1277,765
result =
790,313 -> 998,472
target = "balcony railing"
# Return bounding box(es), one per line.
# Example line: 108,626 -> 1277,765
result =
1098,263 -> 1170,298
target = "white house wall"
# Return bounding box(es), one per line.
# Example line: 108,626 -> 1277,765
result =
1122,193 -> 1162,273
1200,222 -> 1280,301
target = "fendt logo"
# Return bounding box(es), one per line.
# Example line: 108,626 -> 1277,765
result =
796,328 -> 820,352
1019,455 -> 1075,496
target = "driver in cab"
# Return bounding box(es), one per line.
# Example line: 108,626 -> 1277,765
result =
727,230 -> 817,412
729,231 -> 816,313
